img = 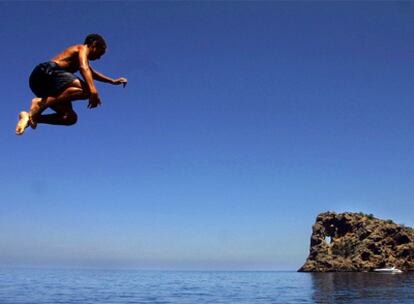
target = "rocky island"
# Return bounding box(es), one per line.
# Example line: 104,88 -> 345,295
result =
299,211 -> 414,272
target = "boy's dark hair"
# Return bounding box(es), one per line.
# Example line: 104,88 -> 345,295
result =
84,34 -> 106,48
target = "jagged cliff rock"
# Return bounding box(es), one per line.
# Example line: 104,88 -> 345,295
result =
298,212 -> 414,272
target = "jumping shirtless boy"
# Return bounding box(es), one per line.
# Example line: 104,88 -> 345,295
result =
16,33 -> 127,135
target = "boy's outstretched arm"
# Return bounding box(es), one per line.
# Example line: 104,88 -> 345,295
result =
91,68 -> 128,87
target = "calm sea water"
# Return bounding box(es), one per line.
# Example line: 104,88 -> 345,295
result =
0,268 -> 413,304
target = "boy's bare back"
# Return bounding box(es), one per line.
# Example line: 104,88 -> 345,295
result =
51,44 -> 105,73
51,45 -> 83,73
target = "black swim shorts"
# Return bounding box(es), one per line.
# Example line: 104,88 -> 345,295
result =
29,61 -> 79,98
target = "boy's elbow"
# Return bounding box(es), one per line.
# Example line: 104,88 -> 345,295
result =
79,65 -> 91,74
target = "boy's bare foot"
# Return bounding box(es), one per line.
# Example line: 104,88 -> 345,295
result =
29,97 -> 43,114
29,98 -> 43,129
29,116 -> 38,129
15,111 -> 30,135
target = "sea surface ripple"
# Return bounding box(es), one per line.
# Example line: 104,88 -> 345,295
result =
0,268 -> 413,303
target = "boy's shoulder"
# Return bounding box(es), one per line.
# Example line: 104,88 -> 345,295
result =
63,44 -> 86,53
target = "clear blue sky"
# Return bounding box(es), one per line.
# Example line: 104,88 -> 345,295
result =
2,1 -> 414,271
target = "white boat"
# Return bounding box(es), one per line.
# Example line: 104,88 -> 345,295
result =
373,266 -> 403,273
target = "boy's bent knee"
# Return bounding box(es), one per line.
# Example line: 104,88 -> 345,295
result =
71,86 -> 90,100
63,112 -> 78,125
69,87 -> 89,100
60,86 -> 89,101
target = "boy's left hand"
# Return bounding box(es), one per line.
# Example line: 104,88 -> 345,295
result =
113,77 -> 128,88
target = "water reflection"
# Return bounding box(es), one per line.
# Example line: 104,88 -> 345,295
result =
310,272 -> 414,303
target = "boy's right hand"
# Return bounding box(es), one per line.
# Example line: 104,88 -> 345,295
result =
113,77 -> 128,88
88,92 -> 101,109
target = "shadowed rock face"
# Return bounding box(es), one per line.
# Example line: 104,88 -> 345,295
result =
298,212 -> 414,272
